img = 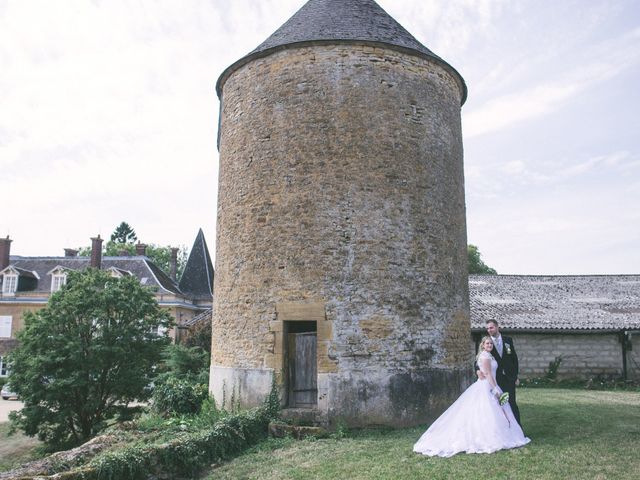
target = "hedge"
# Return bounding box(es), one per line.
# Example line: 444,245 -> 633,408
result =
10,406 -> 272,480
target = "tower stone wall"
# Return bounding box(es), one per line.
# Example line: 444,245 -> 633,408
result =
211,41 -> 473,426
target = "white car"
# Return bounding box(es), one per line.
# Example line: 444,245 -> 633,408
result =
1,383 -> 18,400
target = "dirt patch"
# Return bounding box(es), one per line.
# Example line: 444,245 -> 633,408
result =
0,422 -> 43,473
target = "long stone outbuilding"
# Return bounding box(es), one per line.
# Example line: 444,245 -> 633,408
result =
470,274 -> 640,381
211,0 -> 472,427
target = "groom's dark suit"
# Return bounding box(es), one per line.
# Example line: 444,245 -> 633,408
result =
491,335 -> 521,426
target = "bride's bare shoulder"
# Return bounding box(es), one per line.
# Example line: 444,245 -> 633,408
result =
478,351 -> 492,361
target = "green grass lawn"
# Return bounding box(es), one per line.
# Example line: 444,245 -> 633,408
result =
204,389 -> 640,480
0,422 -> 45,472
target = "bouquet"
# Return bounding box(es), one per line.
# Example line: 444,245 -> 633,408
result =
499,392 -> 509,406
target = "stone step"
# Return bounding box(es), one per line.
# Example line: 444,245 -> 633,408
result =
279,407 -> 323,426
268,421 -> 328,440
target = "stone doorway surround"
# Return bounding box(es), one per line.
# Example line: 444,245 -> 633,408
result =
266,301 -> 337,415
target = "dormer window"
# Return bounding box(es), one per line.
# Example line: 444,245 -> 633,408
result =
110,269 -> 123,279
47,266 -> 71,293
2,274 -> 17,294
1,266 -> 39,294
51,273 -> 67,292
107,267 -> 132,278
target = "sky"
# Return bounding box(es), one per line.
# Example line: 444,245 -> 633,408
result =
1,0 -> 639,275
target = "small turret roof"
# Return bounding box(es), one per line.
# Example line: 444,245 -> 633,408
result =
179,229 -> 214,301
217,0 -> 466,104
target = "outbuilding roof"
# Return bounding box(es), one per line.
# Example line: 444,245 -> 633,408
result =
216,0 -> 466,103
470,274 -> 640,332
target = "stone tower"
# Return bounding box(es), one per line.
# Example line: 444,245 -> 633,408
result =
211,0 -> 472,427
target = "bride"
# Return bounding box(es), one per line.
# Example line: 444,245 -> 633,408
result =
413,336 -> 530,457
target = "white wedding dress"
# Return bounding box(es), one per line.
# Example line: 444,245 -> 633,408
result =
413,351 -> 530,457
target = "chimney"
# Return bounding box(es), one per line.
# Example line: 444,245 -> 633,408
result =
135,242 -> 147,256
0,236 -> 12,271
170,247 -> 179,281
90,235 -> 103,269
64,248 -> 78,257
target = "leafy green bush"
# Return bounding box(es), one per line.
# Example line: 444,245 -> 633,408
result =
331,418 -> 350,439
136,397 -> 223,435
156,344 -> 210,385
91,406 -> 272,480
263,375 -> 281,420
182,313 -> 212,355
8,269 -> 172,449
545,355 -> 563,380
152,377 -> 209,416
193,397 -> 223,427
0,379 -> 281,480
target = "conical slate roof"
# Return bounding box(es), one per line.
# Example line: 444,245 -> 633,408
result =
217,0 -> 466,104
179,229 -> 214,301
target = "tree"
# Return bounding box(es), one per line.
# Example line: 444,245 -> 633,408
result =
136,244 -> 188,280
110,221 -> 137,244
468,244 -> 497,274
78,221 -> 188,280
157,343 -> 210,385
182,314 -> 212,356
8,269 -> 172,448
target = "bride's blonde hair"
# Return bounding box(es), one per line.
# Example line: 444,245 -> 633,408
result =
476,336 -> 493,362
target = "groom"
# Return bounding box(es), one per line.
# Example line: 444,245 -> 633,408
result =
480,319 -> 521,425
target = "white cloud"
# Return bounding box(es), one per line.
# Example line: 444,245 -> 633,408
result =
464,27 -> 640,138
557,151 -> 630,177
464,82 -> 580,137
383,0 -> 507,60
0,0 -> 638,275
502,160 -> 526,175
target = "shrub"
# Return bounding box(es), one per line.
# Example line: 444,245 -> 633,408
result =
182,313 -> 212,355
8,269 -> 172,449
545,355 -> 563,380
263,374 -> 281,420
91,406 -> 272,479
152,377 -> 209,416
1,380 -> 282,480
156,344 -> 210,385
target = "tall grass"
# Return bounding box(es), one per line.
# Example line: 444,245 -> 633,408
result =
206,389 -> 640,480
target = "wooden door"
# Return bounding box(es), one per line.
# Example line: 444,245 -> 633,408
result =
287,332 -> 317,408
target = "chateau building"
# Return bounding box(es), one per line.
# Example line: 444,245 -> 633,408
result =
0,230 -> 214,376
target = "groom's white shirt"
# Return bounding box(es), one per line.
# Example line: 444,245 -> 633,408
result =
492,335 -> 503,357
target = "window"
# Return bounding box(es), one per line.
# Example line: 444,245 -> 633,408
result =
0,356 -> 8,377
0,316 -> 11,338
2,274 -> 17,294
51,273 -> 67,292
